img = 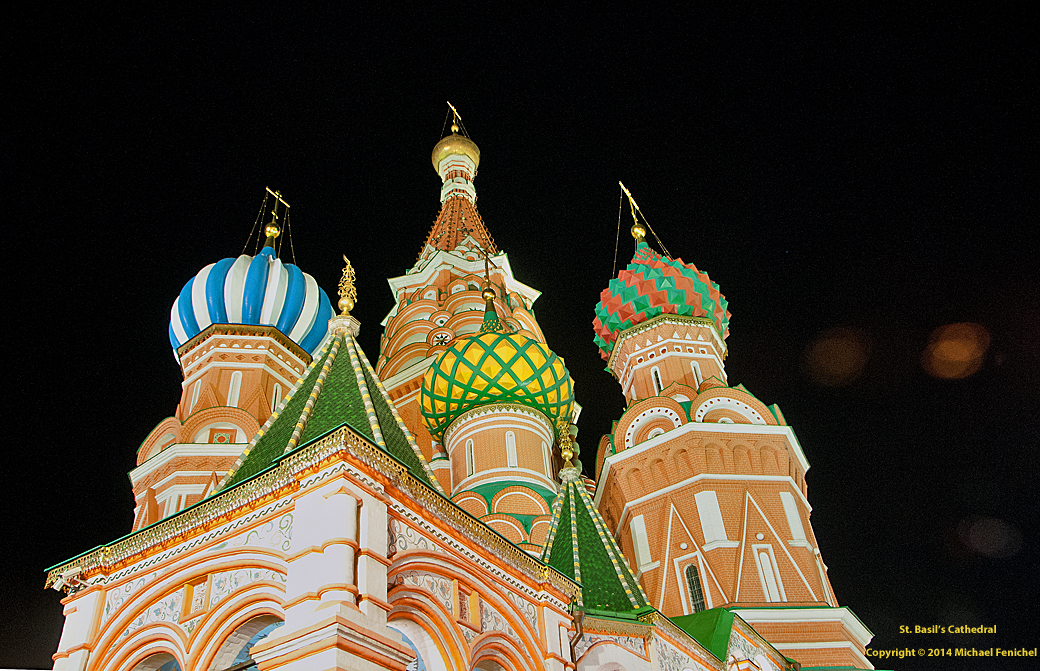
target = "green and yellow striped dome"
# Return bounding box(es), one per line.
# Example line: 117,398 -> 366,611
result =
420,330 -> 574,440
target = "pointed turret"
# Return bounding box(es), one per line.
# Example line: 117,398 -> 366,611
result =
419,118 -> 497,260
541,445 -> 651,615
377,112 -> 556,500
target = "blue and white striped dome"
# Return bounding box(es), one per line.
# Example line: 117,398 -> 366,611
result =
169,246 -> 334,357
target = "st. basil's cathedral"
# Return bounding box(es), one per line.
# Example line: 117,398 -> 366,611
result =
45,118 -> 879,671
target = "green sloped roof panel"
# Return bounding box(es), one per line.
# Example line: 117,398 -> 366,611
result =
299,336 -> 373,445
670,608 -> 735,662
222,340 -> 335,488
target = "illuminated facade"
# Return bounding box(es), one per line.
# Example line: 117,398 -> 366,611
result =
46,123 -> 874,671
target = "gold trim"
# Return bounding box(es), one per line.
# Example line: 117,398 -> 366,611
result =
47,425 -> 578,601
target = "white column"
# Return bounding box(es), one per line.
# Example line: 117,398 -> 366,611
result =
51,588 -> 102,671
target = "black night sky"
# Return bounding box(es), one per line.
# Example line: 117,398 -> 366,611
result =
6,5 -> 1037,669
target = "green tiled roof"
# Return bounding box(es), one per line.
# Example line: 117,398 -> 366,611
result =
219,325 -> 442,493
670,608 -> 735,662
540,466 -> 649,613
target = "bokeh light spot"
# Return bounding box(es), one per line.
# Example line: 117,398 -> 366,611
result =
803,327 -> 871,386
957,516 -> 1021,558
922,322 -> 990,379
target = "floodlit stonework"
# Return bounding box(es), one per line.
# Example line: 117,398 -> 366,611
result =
47,121 -> 875,671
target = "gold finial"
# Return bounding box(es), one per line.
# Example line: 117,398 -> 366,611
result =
615,181 -> 673,256
447,100 -> 462,134
338,255 -> 357,315
618,181 -> 645,243
264,187 -> 290,248
558,418 -> 575,468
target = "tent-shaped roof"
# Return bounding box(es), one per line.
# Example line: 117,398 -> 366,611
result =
540,466 -> 650,615
219,318 -> 442,492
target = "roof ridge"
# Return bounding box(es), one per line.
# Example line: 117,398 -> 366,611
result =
342,335 -> 387,449
285,333 -> 343,453
351,338 -> 445,495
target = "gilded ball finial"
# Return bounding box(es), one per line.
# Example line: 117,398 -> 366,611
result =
338,255 -> 357,316
558,418 -> 575,468
631,221 -> 647,242
451,121 -> 460,134
482,286 -> 496,302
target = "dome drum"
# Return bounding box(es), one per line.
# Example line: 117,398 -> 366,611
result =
445,404 -> 557,495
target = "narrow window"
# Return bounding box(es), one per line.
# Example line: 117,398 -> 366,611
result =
506,431 -> 517,468
227,371 -> 242,407
754,546 -> 786,602
630,514 -> 653,571
690,361 -> 703,387
190,380 -> 201,412
541,441 -> 549,477
685,563 -> 706,613
271,383 -> 282,413
651,366 -> 663,395
759,551 -> 782,601
465,439 -> 475,476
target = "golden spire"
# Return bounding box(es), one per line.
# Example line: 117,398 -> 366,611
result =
338,255 -> 357,316
264,187 -> 290,249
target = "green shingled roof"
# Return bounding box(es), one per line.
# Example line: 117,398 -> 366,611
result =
219,326 -> 442,493
670,608 -> 735,662
540,466 -> 649,613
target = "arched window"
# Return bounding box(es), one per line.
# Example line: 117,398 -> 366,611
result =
651,367 -> 663,395
505,432 -> 517,468
685,563 -> 706,613
466,439 -> 475,476
271,383 -> 282,413
541,441 -> 549,477
227,371 -> 242,407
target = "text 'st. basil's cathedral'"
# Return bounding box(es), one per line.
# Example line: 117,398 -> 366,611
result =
46,121 -> 878,671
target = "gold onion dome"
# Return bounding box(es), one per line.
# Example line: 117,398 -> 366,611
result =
419,321 -> 573,441
432,124 -> 481,172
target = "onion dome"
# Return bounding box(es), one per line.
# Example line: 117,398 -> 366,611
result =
169,246 -> 334,357
432,126 -> 480,173
419,291 -> 574,441
592,241 -> 730,360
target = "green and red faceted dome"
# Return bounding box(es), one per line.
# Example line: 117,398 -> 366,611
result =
593,241 -> 730,360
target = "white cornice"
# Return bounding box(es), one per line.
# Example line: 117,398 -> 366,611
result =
130,443 -> 245,483
380,355 -> 438,391
730,606 -> 873,646
382,252 -> 541,325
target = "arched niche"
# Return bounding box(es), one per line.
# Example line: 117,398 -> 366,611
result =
207,614 -> 283,671
388,619 -> 448,671
132,653 -> 181,671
